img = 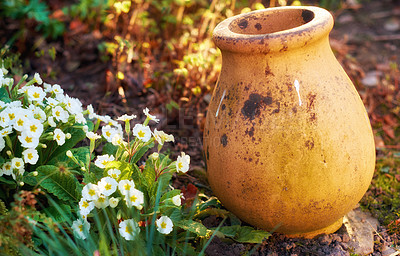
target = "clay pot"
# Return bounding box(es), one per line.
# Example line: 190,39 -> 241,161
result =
203,6 -> 375,238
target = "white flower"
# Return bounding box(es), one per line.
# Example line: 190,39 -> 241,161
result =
64,95 -> 83,115
125,188 -> 144,209
2,162 -> 12,176
149,152 -> 159,160
50,84 -> 64,95
117,114 -> 136,122
111,133 -> 125,146
22,148 -> 39,165
79,198 -> 95,216
102,125 -> 122,143
74,112 -> 86,124
153,129 -> 174,145
156,216 -> 173,235
18,132 -> 40,149
13,113 -> 29,132
27,86 -> 45,102
0,136 -> 4,152
0,126 -> 12,136
46,97 -> 59,107
143,108 -> 159,123
48,116 -> 56,127
172,194 -> 182,206
107,168 -> 121,180
81,183 -> 100,201
25,119 -> 44,138
176,152 -> 190,173
52,106 -> 69,123
87,104 -> 96,119
86,131 -> 101,140
29,105 -> 46,123
118,179 -> 135,196
93,194 -> 109,209
109,197 -> 120,208
94,154 -> 115,168
53,128 -> 66,146
97,177 -> 118,196
34,73 -> 43,85
132,124 -> 152,142
72,219 -> 90,240
119,219 -> 139,241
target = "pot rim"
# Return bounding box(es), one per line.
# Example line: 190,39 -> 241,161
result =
212,6 -> 334,54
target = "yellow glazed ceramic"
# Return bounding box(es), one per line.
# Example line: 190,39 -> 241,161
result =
203,6 -> 375,238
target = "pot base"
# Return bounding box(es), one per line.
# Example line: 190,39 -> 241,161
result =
283,217 -> 344,239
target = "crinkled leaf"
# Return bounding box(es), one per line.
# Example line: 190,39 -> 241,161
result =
48,121 -> 93,161
47,146 -> 90,169
0,87 -> 11,103
25,165 -> 82,202
176,219 -> 208,237
216,225 -> 270,243
102,142 -> 118,156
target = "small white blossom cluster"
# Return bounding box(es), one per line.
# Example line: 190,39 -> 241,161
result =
72,107 -> 190,241
0,71 -> 89,181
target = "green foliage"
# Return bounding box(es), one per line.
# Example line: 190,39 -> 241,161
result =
24,165 -> 82,202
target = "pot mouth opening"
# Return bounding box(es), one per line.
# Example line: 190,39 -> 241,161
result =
229,9 -> 315,35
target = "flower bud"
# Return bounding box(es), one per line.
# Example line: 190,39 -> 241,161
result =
6,150 -> 11,156
66,150 -> 73,158
19,181 -> 24,186
32,171 -> 38,176
149,152 -> 159,160
66,133 -> 72,139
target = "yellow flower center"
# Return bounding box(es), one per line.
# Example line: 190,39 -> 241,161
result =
130,195 -> 137,202
105,183 -> 112,190
79,224 -> 83,232
9,113 -> 15,120
55,111 -> 60,117
27,153 -> 33,160
106,131 -> 111,137
17,119 -> 24,126
102,160 -> 107,166
138,130 -> 145,138
30,125 -> 37,133
161,222 -> 167,229
112,174 -> 117,179
25,136 -> 33,143
98,197 -> 105,203
33,92 -> 40,98
178,162 -> 183,169
88,189 -> 96,196
15,162 -> 21,167
124,184 -> 131,190
56,134 -> 61,140
82,201 -> 89,208
125,225 -> 133,233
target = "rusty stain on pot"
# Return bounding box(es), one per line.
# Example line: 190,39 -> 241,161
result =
241,93 -> 273,121
220,134 -> 228,147
238,19 -> 248,29
255,23 -> 262,30
305,138 -> 315,150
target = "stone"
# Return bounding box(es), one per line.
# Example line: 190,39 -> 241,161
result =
343,207 -> 379,255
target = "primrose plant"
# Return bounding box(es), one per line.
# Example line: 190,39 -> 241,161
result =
0,67 -> 202,254
69,106 -> 192,251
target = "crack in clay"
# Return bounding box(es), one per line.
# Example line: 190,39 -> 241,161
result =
216,89 -> 226,117
294,80 -> 302,106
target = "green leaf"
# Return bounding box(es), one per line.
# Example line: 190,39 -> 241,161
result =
103,142 -> 118,156
43,204 -> 72,222
47,146 -> 90,169
176,219 -> 208,237
0,176 -> 16,186
0,87 -> 11,103
131,142 -> 154,163
160,189 -> 181,202
216,225 -> 270,243
25,165 -> 82,202
48,121 -> 93,162
105,160 -> 133,180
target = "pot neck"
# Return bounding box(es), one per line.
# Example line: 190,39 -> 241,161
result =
213,6 -> 333,54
